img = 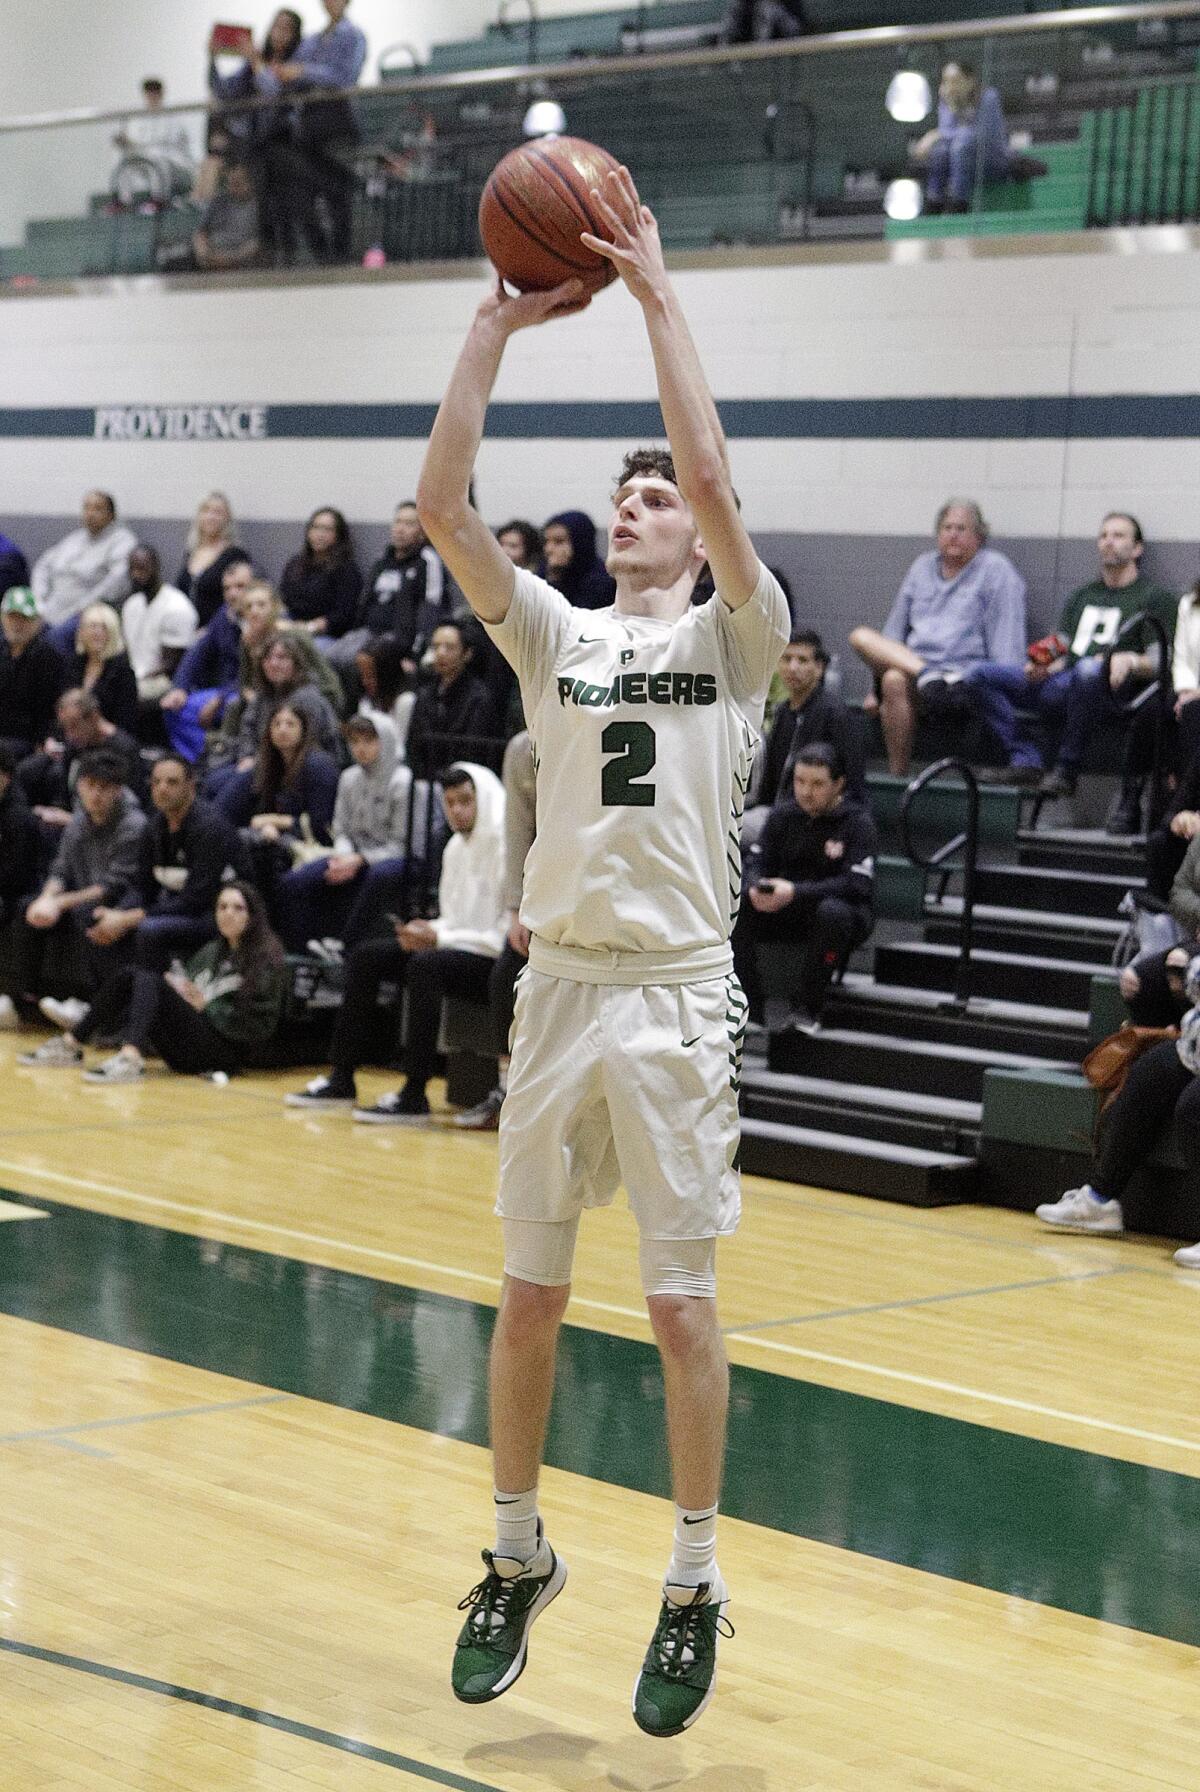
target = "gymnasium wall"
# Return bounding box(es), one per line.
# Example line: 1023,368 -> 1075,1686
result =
2,236 -> 1198,693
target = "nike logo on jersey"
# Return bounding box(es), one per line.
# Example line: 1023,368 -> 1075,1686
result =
578,634 -> 606,645
681,1035 -> 702,1049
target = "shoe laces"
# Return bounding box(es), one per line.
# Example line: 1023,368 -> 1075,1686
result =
458,1551 -> 522,1637
650,1595 -> 734,1680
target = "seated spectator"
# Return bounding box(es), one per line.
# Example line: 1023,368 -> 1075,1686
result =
161,558 -> 255,761
1120,832 -> 1200,1027
206,579 -> 285,764
175,493 -> 247,627
25,882 -> 286,1084
343,500 -> 448,694
0,745 -> 40,922
192,160 -> 261,272
405,620 -> 499,779
31,493 -> 136,649
257,0 -> 368,265
746,631 -> 864,844
275,712 -> 413,953
733,743 -> 878,1031
455,729 -> 535,1131
121,546 -> 199,726
66,603 -> 139,736
850,500 -> 1026,775
911,62 -> 1012,215
112,77 -> 195,205
285,761 -> 506,1121
18,688 -> 142,824
541,510 -> 615,611
280,507 -> 362,643
0,528 -> 30,600
724,1 -> 804,40
496,520 -> 542,570
1034,954 -> 1200,1267
232,704 -> 340,882
207,628 -> 344,810
208,9 -> 305,263
968,513 -> 1176,822
0,587 -> 65,760
1146,743 -> 1200,902
83,755 -> 250,975
1130,571 -> 1200,860
6,749 -> 146,1026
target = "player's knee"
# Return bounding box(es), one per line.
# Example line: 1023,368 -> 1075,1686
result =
498,1273 -> 571,1340
647,1292 -> 715,1360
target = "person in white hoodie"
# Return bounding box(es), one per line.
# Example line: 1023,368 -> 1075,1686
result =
275,711 -> 413,952
285,759 -> 506,1121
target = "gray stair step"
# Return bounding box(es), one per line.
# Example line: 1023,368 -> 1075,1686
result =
740,1116 -> 977,1207
826,972 -> 1090,1057
767,1023 -> 1079,1101
875,941 -> 1107,1008
741,1068 -> 980,1152
743,1068 -> 981,1125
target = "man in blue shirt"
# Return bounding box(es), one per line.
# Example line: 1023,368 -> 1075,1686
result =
912,62 -> 1012,214
849,499 -> 1027,774
260,0 -> 368,262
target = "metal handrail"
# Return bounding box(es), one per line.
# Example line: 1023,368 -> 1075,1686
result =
900,757 -> 981,1010
4,1 -> 1200,134
1100,607 -> 1173,825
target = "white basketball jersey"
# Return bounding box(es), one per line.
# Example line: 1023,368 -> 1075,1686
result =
485,562 -> 790,975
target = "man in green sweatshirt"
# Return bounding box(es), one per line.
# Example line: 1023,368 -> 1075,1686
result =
967,513 -> 1176,829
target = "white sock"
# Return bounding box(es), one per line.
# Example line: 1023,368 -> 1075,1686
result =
666,1502 -> 719,1589
493,1486 -> 539,1564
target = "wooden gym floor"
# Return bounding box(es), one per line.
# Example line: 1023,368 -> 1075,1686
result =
2,1035 -> 1200,1790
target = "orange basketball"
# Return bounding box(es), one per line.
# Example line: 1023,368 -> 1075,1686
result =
478,136 -> 623,297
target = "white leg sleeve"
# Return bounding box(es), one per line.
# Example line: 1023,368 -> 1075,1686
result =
501,1216 -> 581,1287
638,1234 -> 718,1299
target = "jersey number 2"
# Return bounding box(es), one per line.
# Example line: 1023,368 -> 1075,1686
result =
601,721 -> 656,807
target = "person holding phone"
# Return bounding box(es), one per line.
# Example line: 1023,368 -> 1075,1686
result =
208,10 -> 303,260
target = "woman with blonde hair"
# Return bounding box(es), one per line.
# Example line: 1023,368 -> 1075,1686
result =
175,491 -> 245,625
68,602 -> 138,734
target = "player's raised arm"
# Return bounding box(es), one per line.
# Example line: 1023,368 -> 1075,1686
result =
582,167 -> 760,610
416,278 -> 586,623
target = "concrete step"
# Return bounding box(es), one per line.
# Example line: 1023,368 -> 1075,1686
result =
874,941 -> 1112,1010
741,1066 -> 980,1154
767,1023 -> 1078,1101
739,1116 -> 977,1207
972,861 -> 1136,921
826,972 -> 1091,1058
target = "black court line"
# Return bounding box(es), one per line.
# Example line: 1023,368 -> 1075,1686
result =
0,1639 -> 508,1791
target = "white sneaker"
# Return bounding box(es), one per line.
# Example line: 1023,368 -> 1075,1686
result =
1034,1187 -> 1124,1234
284,1075 -> 355,1110
82,1053 -> 144,1084
17,1036 -> 83,1068
39,995 -> 89,1032
1173,1241 -> 1200,1269
0,994 -> 18,1031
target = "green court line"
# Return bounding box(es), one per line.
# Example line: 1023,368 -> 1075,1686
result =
0,1639 -> 506,1791
726,1265 -> 1140,1331
3,1193 -> 1200,1651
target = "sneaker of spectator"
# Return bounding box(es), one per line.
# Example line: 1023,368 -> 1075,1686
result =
453,1086 -> 504,1130
17,1035 -> 83,1068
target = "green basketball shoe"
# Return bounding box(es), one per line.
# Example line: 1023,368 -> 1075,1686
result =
632,1578 -> 733,1738
452,1529 -> 567,1704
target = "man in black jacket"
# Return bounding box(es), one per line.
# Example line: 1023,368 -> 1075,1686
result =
405,619 -> 501,778
0,746 -> 40,925
733,742 -> 878,1030
84,754 -> 249,972
762,630 -> 864,803
0,587 -> 65,760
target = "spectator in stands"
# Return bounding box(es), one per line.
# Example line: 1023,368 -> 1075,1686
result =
275,712 -> 413,953
733,743 -> 878,1032
112,78 -> 195,205
342,500 -> 448,695
405,619 -> 499,779
1132,571 -> 1200,884
160,558 -> 256,762
257,0 -> 368,265
66,603 -> 139,737
0,587 -> 64,760
31,493 -> 136,643
497,520 -> 542,570
8,750 -> 145,1028
280,507 -> 362,642
214,627 -> 344,790
849,500 -> 1026,775
174,494 -> 246,627
0,745 -> 40,927
121,546 -> 199,729
285,761 -> 506,1121
542,510 -> 616,611
233,703 -> 339,876
0,529 -> 30,600
27,882 -> 286,1084
208,9 -> 304,261
84,755 -> 249,974
723,0 -> 805,41
18,688 -> 141,825
911,62 -> 1012,215
752,630 -> 864,827
968,513 -> 1177,820
1035,953 -> 1200,1267
455,730 -> 535,1131
192,160 -> 262,272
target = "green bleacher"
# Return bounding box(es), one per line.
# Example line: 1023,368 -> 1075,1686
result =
885,138 -> 1090,241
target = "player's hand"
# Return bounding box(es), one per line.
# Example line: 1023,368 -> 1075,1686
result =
581,166 -> 666,305
507,912 -> 531,957
479,277 -> 589,337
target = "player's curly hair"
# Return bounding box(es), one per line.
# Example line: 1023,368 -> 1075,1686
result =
615,447 -> 678,491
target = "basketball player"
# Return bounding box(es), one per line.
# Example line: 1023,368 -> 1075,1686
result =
416,165 -> 790,1736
